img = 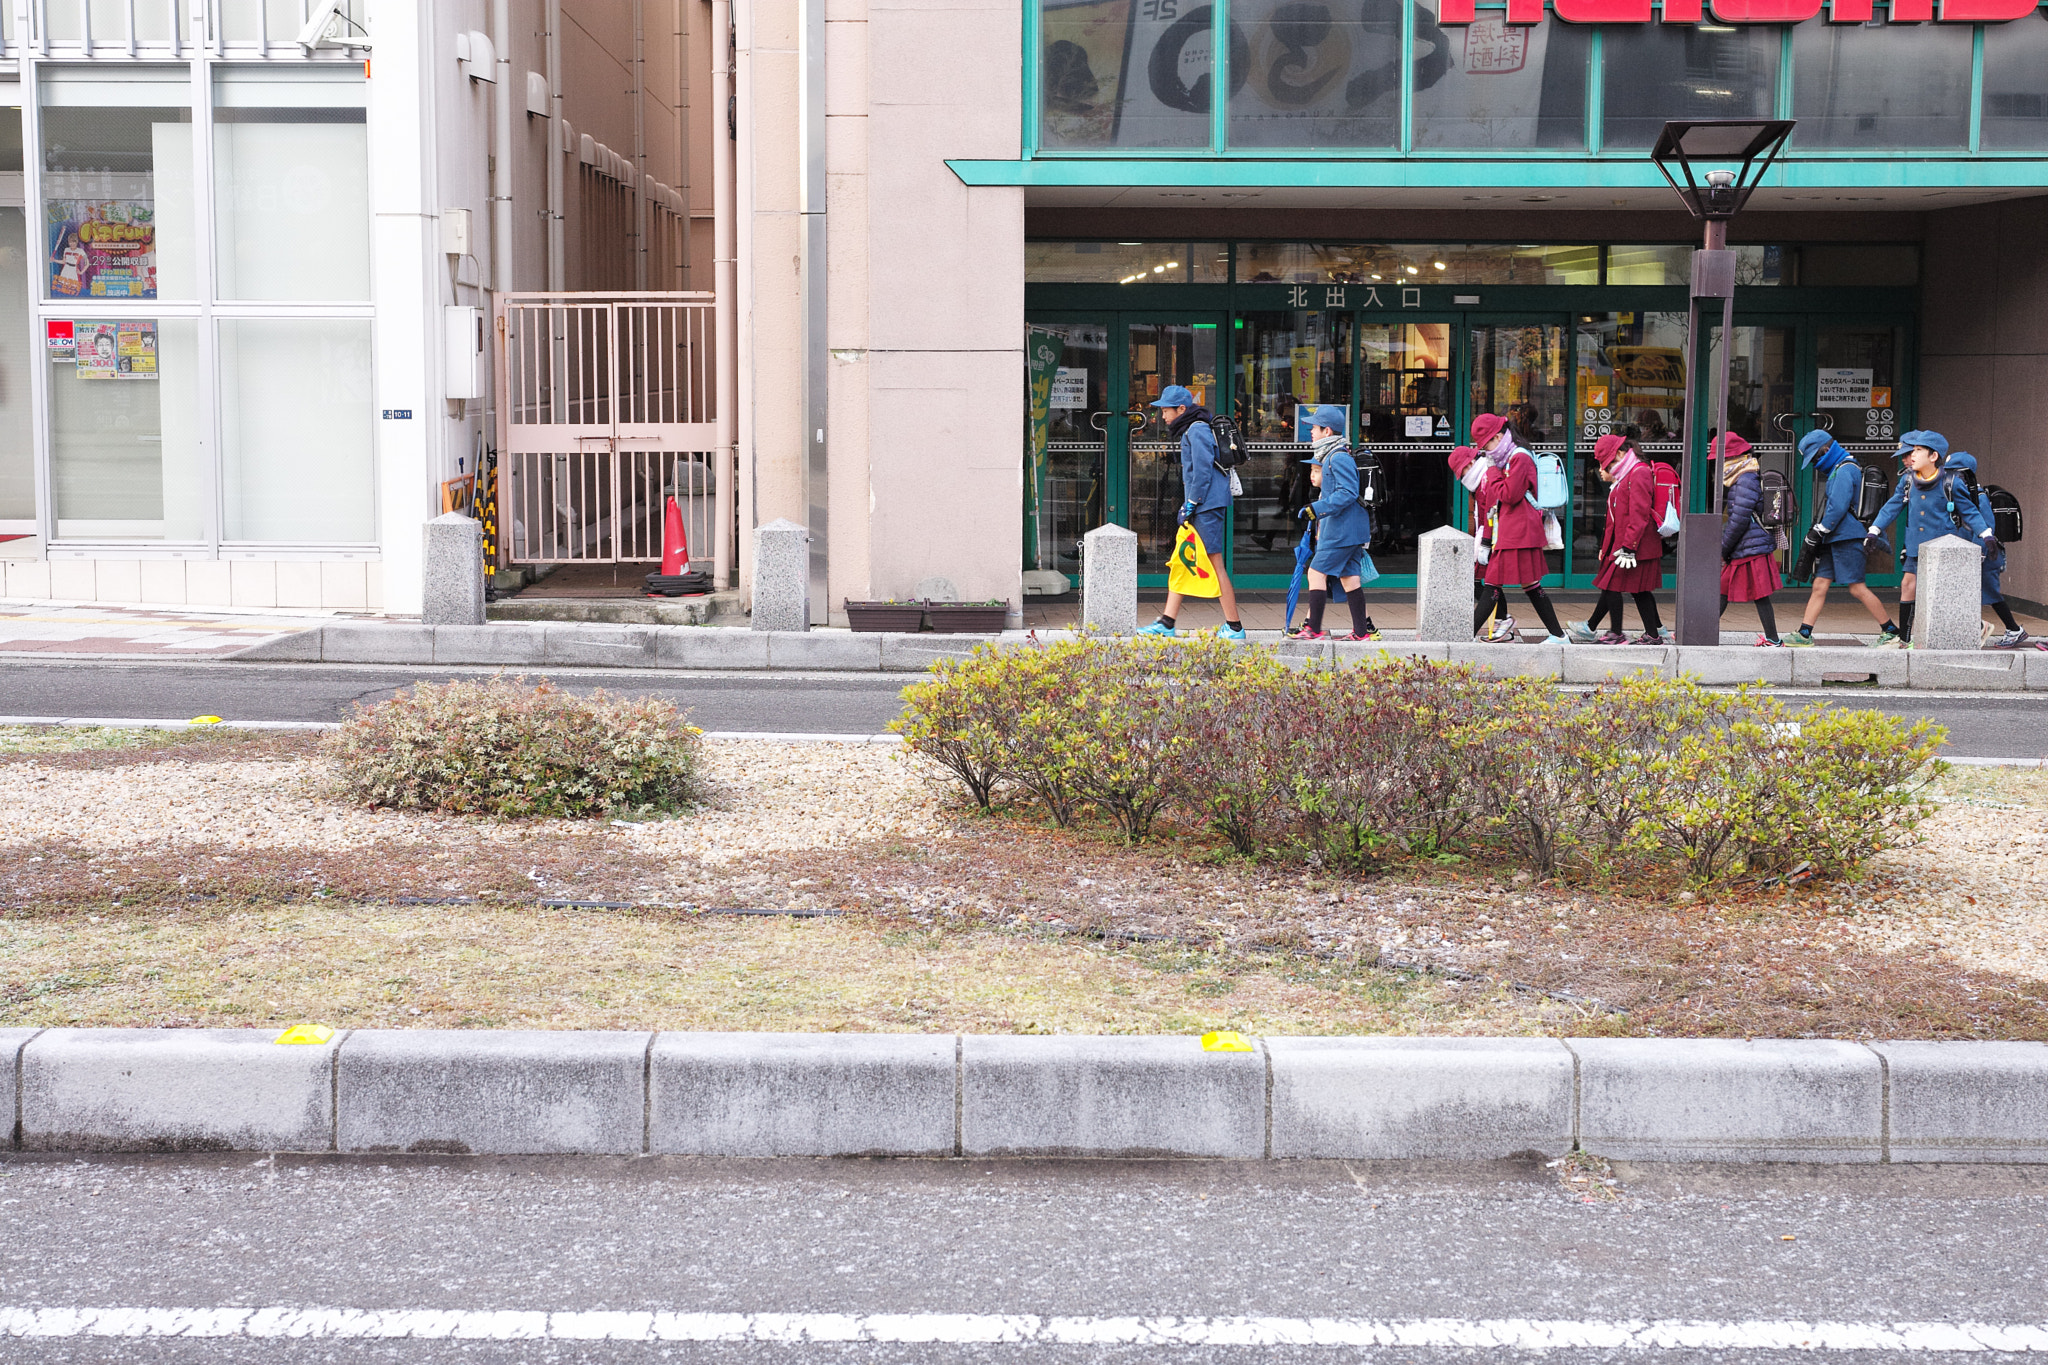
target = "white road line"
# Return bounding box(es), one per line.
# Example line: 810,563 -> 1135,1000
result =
4,1310 -> 2047,1349
0,717 -> 901,742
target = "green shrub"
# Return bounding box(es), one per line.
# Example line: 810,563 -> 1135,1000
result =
893,645 -> 1943,886
323,677 -> 702,818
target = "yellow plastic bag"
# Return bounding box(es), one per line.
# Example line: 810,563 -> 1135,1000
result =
1168,522 -> 1222,598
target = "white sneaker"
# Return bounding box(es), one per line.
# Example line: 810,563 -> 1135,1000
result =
1989,628 -> 2031,650
1482,615 -> 1520,644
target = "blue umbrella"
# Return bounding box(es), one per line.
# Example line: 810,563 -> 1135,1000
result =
1283,517 -> 1345,634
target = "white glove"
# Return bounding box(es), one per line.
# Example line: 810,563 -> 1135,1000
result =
1614,548 -> 1638,570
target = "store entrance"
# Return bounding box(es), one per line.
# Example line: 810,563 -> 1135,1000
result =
1023,307 -> 1913,591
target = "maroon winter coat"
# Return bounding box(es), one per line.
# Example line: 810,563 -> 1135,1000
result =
1481,449 -> 1547,551
1598,462 -> 1665,565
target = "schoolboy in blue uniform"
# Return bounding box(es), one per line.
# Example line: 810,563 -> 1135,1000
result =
1786,428 -> 1899,647
1944,451 -> 2030,648
1139,384 -> 1243,640
1293,404 -> 1380,641
1863,430 -> 1996,648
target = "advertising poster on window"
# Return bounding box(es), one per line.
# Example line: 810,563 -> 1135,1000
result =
47,200 -> 158,299
70,321 -> 158,380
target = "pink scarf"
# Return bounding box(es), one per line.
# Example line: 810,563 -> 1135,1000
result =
1607,450 -> 1643,485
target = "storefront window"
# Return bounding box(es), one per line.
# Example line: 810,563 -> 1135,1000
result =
1411,17 -> 1588,149
1225,0 -> 1399,148
49,317 -> 202,540
1981,11 -> 2048,151
1127,321 -> 1218,571
218,319 -> 374,543
1599,23 -> 1779,150
1790,18 -> 1971,149
0,207 -> 33,529
1038,0 -> 1215,150
213,68 -> 370,301
40,69 -> 197,301
1605,244 -> 1790,286
1025,241 -> 1229,283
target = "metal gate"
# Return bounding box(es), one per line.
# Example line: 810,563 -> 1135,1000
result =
494,292 -> 730,572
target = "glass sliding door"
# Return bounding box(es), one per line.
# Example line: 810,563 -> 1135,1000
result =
1230,309 -> 1349,579
1357,320 -> 1456,577
1025,318 -> 1110,579
1572,311 -> 1687,583
1469,321 -> 1568,582
1125,318 -> 1221,577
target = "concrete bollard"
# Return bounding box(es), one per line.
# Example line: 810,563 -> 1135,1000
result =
422,512 -> 485,626
1415,526 -> 1477,643
751,519 -> 810,633
1080,523 -> 1139,635
1913,533 -> 1984,652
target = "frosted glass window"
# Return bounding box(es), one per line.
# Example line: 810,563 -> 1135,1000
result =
0,208 -> 32,524
1601,24 -> 1780,150
1411,17 -> 1588,149
1982,12 -> 2048,151
213,70 -> 370,300
1038,0 -> 1214,150
1791,19 -> 1971,149
50,318 -> 203,541
219,319 -> 375,543
39,70 -> 198,301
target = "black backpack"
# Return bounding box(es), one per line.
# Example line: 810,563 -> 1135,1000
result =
1354,446 -> 1384,511
1207,416 -> 1248,473
1986,484 -> 2024,544
1849,461 -> 1888,526
1754,468 -> 1796,530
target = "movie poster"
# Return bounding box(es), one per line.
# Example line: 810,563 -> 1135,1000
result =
47,200 -> 157,299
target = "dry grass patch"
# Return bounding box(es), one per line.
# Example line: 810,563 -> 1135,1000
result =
0,901 -> 1560,1035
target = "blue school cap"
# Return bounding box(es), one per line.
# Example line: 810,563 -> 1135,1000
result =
1150,384 -> 1195,408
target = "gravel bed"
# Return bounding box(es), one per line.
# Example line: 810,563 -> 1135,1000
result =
0,740 -> 948,867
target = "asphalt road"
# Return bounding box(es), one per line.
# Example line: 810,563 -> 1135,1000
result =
2,1155 -> 2046,1362
0,658 -> 2045,759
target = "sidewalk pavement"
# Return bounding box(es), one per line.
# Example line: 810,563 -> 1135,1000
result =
0,603 -> 329,658
1024,591 -> 2048,643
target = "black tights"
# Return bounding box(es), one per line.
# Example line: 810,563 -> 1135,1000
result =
1589,589 -> 1663,637
1719,594 -> 1780,642
1474,583 -> 1566,639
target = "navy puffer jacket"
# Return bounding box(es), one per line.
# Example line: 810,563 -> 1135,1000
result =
1720,468 -> 1777,561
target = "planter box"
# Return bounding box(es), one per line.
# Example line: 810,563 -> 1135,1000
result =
925,602 -> 1008,634
845,600 -> 926,633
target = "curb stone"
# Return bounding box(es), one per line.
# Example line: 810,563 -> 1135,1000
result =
7,1032 -> 2048,1163
224,622 -> 2048,691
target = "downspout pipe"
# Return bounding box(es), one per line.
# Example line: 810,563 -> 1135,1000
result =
799,0 -> 826,623
713,0 -> 738,587
491,0 -> 514,294
733,0 -> 756,597
547,0 -> 565,291
634,0 -> 649,291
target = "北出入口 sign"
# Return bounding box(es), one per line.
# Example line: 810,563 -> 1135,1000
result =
1437,0 -> 2035,24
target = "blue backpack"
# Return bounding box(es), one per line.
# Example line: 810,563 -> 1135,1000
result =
1526,450 -> 1569,513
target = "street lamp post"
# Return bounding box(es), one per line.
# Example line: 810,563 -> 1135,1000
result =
1650,118 -> 1795,648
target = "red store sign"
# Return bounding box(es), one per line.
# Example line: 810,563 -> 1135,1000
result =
1439,0 -> 2038,23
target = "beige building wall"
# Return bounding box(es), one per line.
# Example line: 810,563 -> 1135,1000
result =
1919,195 -> 2048,611
735,0 -> 1024,616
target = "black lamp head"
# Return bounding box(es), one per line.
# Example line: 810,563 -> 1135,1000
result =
1650,119 -> 1797,222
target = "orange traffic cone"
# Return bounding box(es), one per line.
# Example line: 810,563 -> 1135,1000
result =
659,495 -> 688,575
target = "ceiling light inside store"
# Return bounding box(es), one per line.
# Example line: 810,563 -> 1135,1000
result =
1433,261 -> 1446,270
1120,241 -> 1142,245
1406,266 -> 1419,275
1153,265 -> 1166,273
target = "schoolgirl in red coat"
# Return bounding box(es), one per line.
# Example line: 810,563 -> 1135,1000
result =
1470,413 -> 1566,643
1590,433 -> 1666,644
